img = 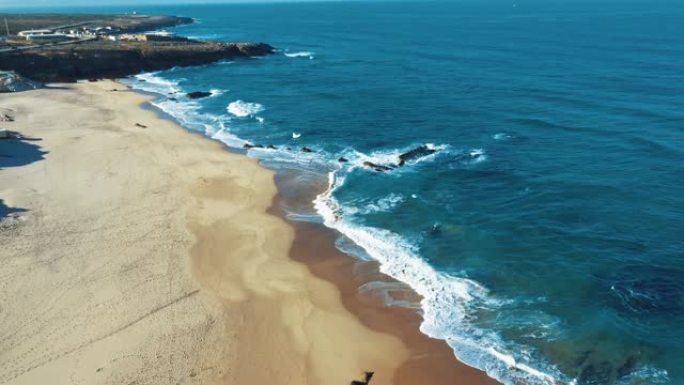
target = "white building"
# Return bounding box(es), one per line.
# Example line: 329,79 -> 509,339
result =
25,33 -> 74,42
17,29 -> 53,38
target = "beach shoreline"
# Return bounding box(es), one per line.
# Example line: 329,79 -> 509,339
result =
0,80 -> 496,385
270,171 -> 500,385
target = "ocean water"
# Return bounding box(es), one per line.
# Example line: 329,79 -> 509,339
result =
42,0 -> 684,383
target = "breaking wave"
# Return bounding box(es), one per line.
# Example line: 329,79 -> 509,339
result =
227,100 -> 265,117
312,169 -> 571,385
342,193 -> 406,216
285,50 -> 315,59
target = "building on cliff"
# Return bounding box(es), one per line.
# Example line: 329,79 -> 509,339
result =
25,33 -> 74,43
17,29 -> 53,38
119,32 -> 187,42
119,34 -> 147,42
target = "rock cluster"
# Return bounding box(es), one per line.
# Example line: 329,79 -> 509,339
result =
0,71 -> 42,93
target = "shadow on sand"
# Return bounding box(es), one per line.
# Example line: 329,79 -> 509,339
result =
0,133 -> 47,219
0,132 -> 46,170
0,199 -> 26,218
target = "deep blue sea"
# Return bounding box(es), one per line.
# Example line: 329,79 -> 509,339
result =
24,0 -> 684,383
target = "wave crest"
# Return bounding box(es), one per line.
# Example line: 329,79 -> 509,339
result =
285,51 -> 315,59
227,100 -> 265,117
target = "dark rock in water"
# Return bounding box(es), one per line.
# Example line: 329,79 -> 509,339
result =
301,147 -> 313,153
169,97 -> 178,101
428,223 -> 442,236
617,355 -> 640,378
574,350 -> 592,367
187,91 -> 212,99
244,143 -> 264,149
338,157 -> 349,163
267,144 -> 276,150
398,145 -> 436,166
0,71 -> 42,93
578,361 -> 615,385
363,161 -> 393,172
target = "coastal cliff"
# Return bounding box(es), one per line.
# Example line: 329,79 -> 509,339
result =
0,40 -> 273,83
0,13 -> 272,83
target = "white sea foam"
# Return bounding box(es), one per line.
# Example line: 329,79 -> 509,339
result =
615,366 -> 669,385
207,121 -> 246,149
358,281 -> 421,308
312,166 -> 573,385
493,132 -> 512,140
468,148 -> 488,163
123,73 -> 246,148
285,51 -> 315,59
343,193 -> 405,216
130,72 -> 183,94
227,100 -> 265,117
338,143 -> 451,174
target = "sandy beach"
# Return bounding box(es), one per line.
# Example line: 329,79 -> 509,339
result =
0,81 -> 495,385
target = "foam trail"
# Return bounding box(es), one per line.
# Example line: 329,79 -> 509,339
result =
285,51 -> 315,59
227,100 -> 265,117
342,193 -> 405,216
313,168 -> 572,385
129,72 -> 183,94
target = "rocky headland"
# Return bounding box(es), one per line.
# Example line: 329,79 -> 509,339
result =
0,40 -> 273,83
0,14 -> 273,84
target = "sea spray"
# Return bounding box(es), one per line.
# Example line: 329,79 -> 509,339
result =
227,100 -> 265,118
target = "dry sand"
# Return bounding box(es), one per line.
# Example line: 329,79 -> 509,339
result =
0,80 -> 496,385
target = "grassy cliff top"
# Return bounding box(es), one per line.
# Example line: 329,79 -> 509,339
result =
0,13 -> 192,35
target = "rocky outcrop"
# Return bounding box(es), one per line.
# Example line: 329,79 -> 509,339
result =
187,91 -> 212,99
0,40 -> 274,83
0,71 -> 42,93
361,145 -> 438,172
243,143 -> 264,149
398,145 -> 436,166
363,161 -> 394,172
